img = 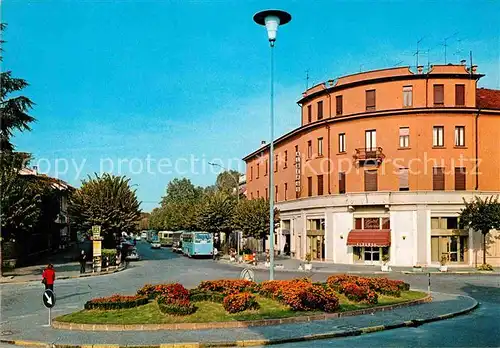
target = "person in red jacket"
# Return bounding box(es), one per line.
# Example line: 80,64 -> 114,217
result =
42,264 -> 55,291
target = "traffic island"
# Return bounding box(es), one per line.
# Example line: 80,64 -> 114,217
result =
53,276 -> 428,331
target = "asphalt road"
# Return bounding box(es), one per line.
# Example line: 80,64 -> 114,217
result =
1,240 -> 499,347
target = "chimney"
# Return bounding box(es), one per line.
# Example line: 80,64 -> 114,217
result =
472,65 -> 478,73
32,166 -> 38,175
460,59 -> 467,66
327,79 -> 334,87
261,140 -> 266,147
417,65 -> 424,74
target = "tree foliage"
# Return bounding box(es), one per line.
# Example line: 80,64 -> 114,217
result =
233,198 -> 280,240
215,170 -> 241,196
460,195 -> 500,265
198,192 -> 236,245
0,23 -> 36,152
69,174 -> 141,248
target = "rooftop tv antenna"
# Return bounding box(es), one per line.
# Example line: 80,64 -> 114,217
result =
414,37 -> 425,68
442,32 -> 459,64
305,70 -> 310,89
394,60 -> 404,67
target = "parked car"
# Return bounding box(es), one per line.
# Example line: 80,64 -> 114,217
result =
135,235 -> 142,241
141,231 -> 147,239
151,240 -> 161,249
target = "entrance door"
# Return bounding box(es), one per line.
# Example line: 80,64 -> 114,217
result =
363,247 -> 380,265
449,236 -> 459,262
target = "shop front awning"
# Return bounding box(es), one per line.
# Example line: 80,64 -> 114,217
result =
346,229 -> 391,247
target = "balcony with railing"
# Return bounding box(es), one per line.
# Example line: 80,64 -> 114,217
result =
353,147 -> 385,166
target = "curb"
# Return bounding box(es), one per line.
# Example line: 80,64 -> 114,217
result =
52,295 -> 431,331
218,260 -> 500,276
0,295 -> 478,347
0,265 -> 128,285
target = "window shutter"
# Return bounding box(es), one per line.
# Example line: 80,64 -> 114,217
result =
307,105 -> 312,123
433,167 -> 445,190
307,177 -> 312,196
317,101 -> 323,120
455,85 -> 465,106
336,95 -> 343,115
399,168 -> 409,191
434,85 -> 444,105
317,175 -> 324,195
366,90 -> 376,110
364,170 -> 378,192
454,167 -> 466,190
339,172 -> 346,194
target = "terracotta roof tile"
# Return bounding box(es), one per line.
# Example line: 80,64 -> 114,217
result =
477,88 -> 500,109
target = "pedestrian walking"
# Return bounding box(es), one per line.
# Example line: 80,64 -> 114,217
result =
42,264 -> 55,291
79,250 -> 87,274
213,247 -> 219,261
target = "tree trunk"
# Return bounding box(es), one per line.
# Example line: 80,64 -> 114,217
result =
0,237 -> 3,278
483,232 -> 487,265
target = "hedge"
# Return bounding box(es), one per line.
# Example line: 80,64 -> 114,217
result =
157,296 -> 197,316
189,289 -> 225,303
84,294 -> 148,310
223,292 -> 259,314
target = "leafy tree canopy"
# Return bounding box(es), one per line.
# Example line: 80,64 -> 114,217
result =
69,173 -> 141,248
233,198 -> 279,240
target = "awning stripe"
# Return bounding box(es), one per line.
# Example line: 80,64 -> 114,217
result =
346,229 -> 391,247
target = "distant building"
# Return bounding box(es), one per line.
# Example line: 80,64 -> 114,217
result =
244,64 -> 500,267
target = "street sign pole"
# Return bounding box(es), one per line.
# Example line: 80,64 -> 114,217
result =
48,307 -> 51,326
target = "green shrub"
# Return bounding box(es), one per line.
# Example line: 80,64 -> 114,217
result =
189,289 -> 225,303
101,249 -> 117,266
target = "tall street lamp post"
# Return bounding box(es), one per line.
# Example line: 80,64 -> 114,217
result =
253,9 -> 291,281
208,162 -> 240,257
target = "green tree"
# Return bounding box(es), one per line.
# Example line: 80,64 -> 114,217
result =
233,198 -> 279,241
0,154 -> 42,257
460,195 -> 500,266
198,191 -> 236,248
69,174 -> 141,248
215,170 -> 241,197
1,23 -> 36,152
138,212 -> 150,231
161,178 -> 203,206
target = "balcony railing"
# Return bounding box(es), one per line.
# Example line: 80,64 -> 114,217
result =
353,147 -> 385,166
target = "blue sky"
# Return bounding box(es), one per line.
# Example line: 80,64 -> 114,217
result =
3,0 -> 499,211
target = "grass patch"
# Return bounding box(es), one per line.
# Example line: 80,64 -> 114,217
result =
56,291 -> 427,325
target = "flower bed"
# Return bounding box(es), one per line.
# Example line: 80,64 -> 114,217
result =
137,283 -> 190,301
259,279 -> 339,312
84,294 -> 148,310
327,274 -> 410,301
197,279 -> 257,295
222,292 -> 260,314
157,297 -> 197,316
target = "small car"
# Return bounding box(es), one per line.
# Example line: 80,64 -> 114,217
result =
125,250 -> 140,261
151,241 -> 161,249
135,235 -> 141,241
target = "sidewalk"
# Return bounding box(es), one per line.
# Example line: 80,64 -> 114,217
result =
218,256 -> 500,275
0,292 -> 478,347
1,242 -> 126,284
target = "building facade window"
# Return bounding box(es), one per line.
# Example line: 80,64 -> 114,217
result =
455,84 -> 465,106
399,127 -> 410,148
284,183 -> 288,201
284,150 -> 288,168
399,168 -> 409,191
307,176 -> 312,197
317,175 -> 324,195
433,126 -> 444,147
317,101 -> 323,120
307,105 -> 312,123
365,129 -> 377,150
257,190 -> 259,198
455,126 -> 465,147
455,167 -> 466,190
433,167 -> 445,190
275,154 -> 278,172
265,188 -> 268,199
366,90 -> 376,111
403,86 -> 413,107
257,163 -> 260,178
336,95 -> 343,115
250,166 -> 253,181
307,140 -> 312,159
338,133 -> 346,153
275,185 -> 278,202
339,172 -> 346,194
431,217 -> 468,263
364,170 -> 378,192
265,159 -> 268,176
318,137 -> 323,156
434,84 -> 444,105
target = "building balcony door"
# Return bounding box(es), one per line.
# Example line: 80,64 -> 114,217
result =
363,247 -> 380,265
307,235 -> 324,261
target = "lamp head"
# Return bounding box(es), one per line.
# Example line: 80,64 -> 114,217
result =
253,10 -> 291,46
